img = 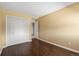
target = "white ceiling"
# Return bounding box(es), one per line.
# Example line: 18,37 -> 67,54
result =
0,2 -> 74,19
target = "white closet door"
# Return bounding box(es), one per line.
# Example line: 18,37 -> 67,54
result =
6,16 -> 31,47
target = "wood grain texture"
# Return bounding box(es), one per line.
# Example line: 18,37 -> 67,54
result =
1,42 -> 32,56
32,38 -> 79,56
32,38 -> 40,56
1,38 -> 79,56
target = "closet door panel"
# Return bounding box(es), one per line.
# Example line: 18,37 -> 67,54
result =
6,16 -> 30,46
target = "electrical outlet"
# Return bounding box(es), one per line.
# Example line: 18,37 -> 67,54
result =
68,42 -> 71,45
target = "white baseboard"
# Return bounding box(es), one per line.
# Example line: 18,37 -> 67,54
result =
34,37 -> 79,54
4,39 -> 32,48
0,48 -> 3,55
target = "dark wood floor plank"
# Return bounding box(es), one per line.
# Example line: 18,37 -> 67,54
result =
1,38 -> 79,56
32,38 -> 79,56
1,42 -> 32,56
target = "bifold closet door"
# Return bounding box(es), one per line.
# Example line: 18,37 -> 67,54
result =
6,16 -> 30,47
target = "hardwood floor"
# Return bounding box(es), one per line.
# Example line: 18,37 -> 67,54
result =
1,42 -> 32,56
1,38 -> 79,56
32,38 -> 79,56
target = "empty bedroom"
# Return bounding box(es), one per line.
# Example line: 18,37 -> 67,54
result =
0,2 -> 79,56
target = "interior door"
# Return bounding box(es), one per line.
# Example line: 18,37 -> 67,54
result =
6,16 -> 30,47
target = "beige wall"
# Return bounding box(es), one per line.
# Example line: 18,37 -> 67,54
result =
0,8 -> 5,48
38,3 -> 79,51
0,8 -> 32,48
